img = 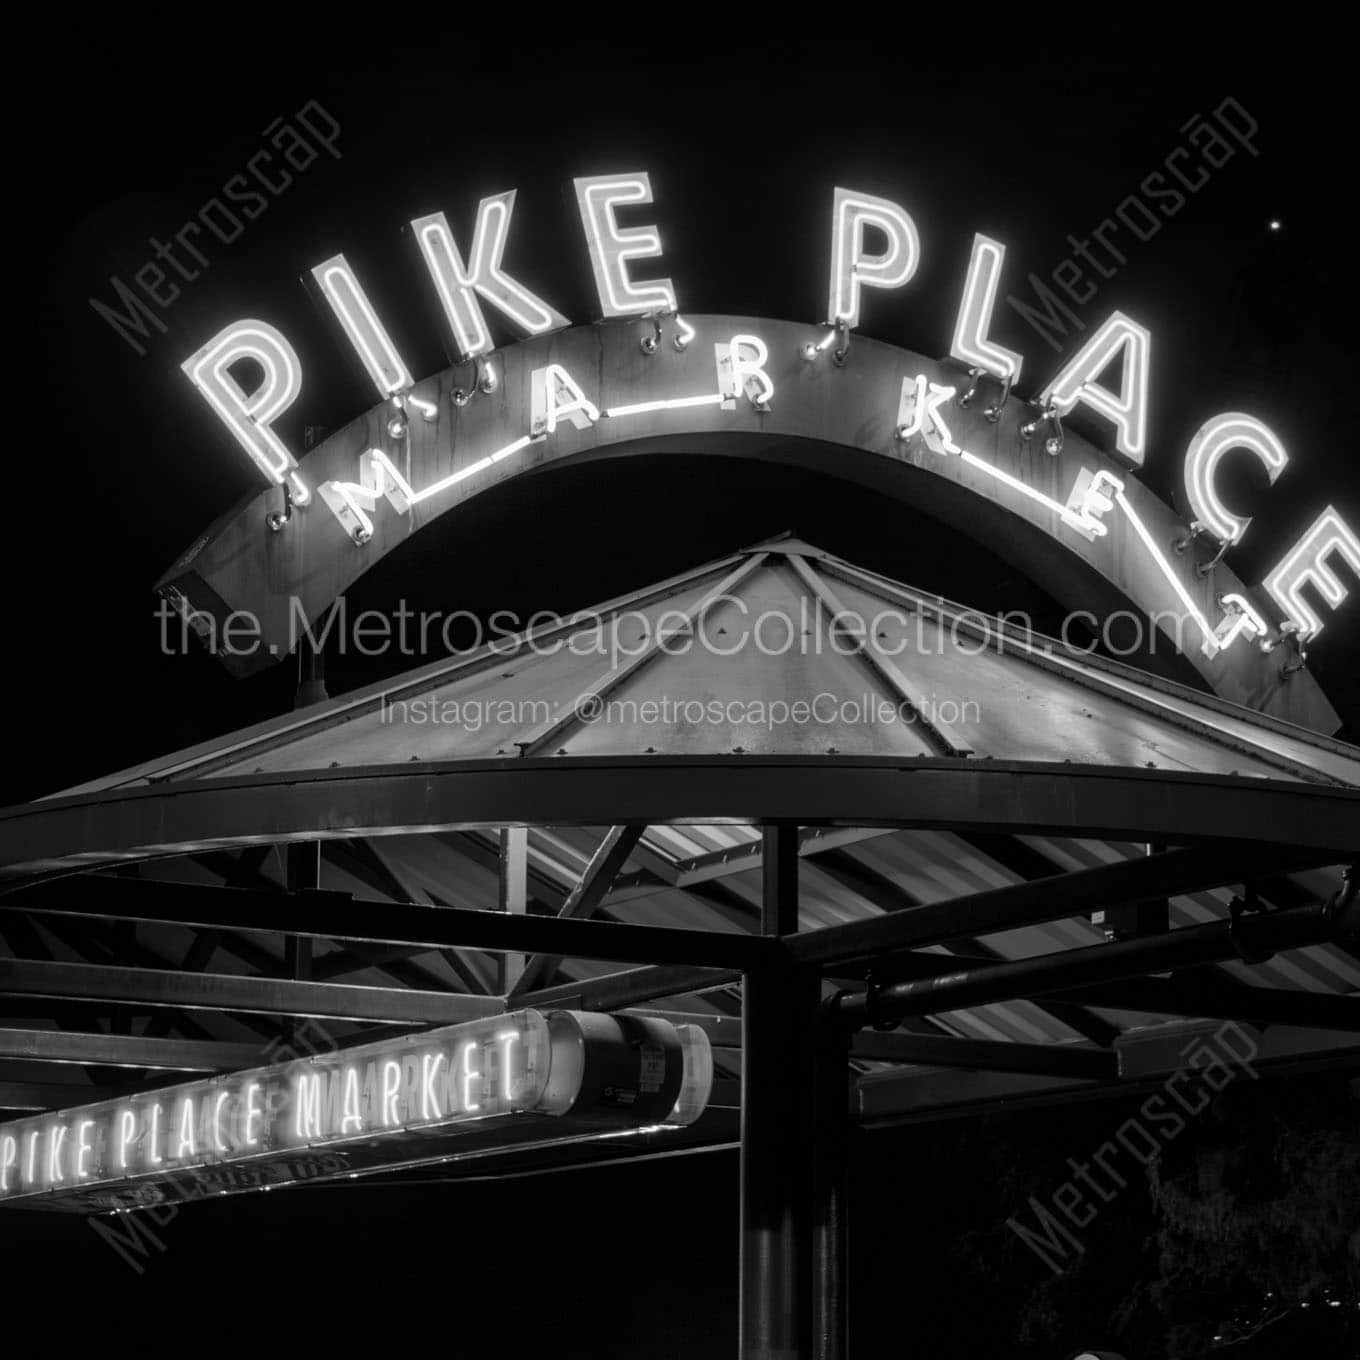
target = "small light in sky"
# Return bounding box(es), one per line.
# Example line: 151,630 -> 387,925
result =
1268,219 -> 1283,231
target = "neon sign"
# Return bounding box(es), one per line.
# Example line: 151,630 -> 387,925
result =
167,174 -> 1359,724
0,1009 -> 712,1213
573,173 -> 677,319
411,192 -> 569,360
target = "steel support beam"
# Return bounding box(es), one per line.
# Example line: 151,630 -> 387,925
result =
855,1067 -> 1105,1126
813,848 -> 1118,1045
284,842 -> 318,1046
850,1032 -> 1118,1080
0,958 -> 502,1025
1,876 -> 766,972
508,825 -> 644,998
1057,974 -> 1360,1032
662,829 -> 894,889
0,1081 -> 113,1111
830,898 -> 1351,1025
6,759 -> 1357,882
515,965 -> 744,1013
331,838 -> 494,994
790,844 -> 1325,969
0,1028 -> 264,1071
1115,1021 -> 1360,1079
854,1020 -> 1360,1126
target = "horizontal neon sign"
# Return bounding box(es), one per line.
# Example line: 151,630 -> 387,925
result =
0,1010 -> 712,1213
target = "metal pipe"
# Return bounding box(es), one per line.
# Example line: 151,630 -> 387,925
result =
514,964 -> 741,1013
829,896 -> 1348,1026
742,821 -> 814,1358
811,1022 -> 851,1360
740,957 -> 817,1358
762,824 -> 799,936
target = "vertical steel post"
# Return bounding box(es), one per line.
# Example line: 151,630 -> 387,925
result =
499,826 -> 529,992
810,1020 -> 852,1360
742,824 -> 811,1359
283,841 -> 318,1047
286,602 -> 325,1046
293,603 -> 330,709
761,825 -> 800,936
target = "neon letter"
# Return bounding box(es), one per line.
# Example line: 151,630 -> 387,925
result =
1063,468 -> 1125,540
1262,506 -> 1360,637
213,1091 -> 230,1153
243,1083 -> 263,1147
310,254 -> 413,397
69,1116 -> 93,1177
0,1135 -> 14,1192
147,1104 -> 163,1165
716,335 -> 774,411
172,1100 -> 195,1159
461,1041 -> 482,1113
1211,592 -> 1270,653
412,193 -> 568,358
47,1125 -> 67,1183
828,187 -> 920,328
950,234 -> 1023,382
420,1052 -> 445,1122
531,364 -> 599,435
117,1109 -> 136,1169
181,320 -> 303,489
295,1071 -> 323,1140
381,1059 -> 402,1127
496,1030 -> 520,1102
1184,413 -> 1288,544
1040,312 -> 1151,465
341,1067 -> 363,1134
317,448 -> 415,543
896,374 -> 926,438
575,173 -> 676,319
920,382 -> 961,456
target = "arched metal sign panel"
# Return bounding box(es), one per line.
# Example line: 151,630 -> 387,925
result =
160,316 -> 1336,729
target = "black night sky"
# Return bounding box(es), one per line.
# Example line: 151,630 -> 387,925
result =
3,37 -> 1358,1359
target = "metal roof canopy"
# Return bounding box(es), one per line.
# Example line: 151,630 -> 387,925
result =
6,537 -> 1358,871
0,535 -> 1356,1359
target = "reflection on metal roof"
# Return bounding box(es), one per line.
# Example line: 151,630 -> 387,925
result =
58,537 -> 1360,792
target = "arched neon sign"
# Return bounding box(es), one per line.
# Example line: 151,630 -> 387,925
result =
169,177 -> 1357,731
